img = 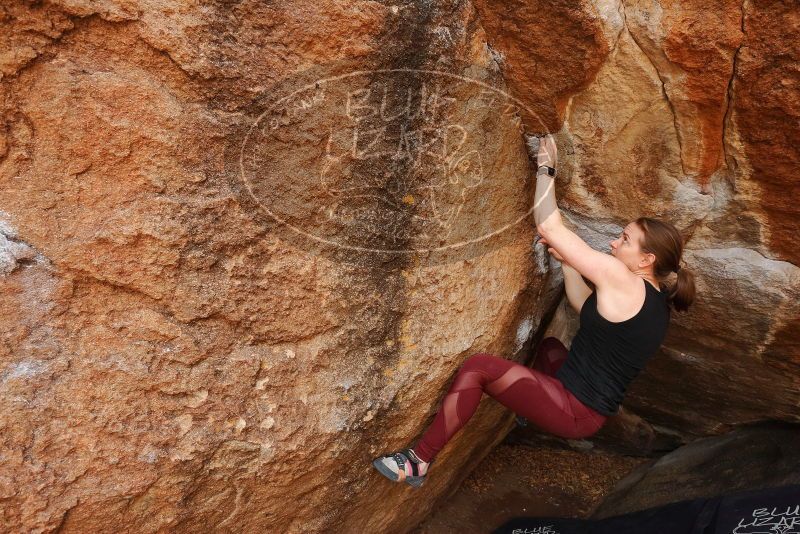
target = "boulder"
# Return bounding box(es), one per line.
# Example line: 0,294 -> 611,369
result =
590,421 -> 800,519
0,1 -> 566,531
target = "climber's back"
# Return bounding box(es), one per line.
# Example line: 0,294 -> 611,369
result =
555,278 -> 671,416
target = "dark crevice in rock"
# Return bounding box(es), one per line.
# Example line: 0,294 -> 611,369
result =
720,0 -> 747,194
618,0 -> 685,179
319,2 -> 461,530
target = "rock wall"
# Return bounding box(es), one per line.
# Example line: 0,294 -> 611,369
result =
479,0 -> 800,445
1,0 -> 798,532
0,1 -> 561,532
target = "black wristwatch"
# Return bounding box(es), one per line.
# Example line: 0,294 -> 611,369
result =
537,165 -> 556,176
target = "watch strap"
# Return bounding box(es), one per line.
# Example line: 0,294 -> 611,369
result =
537,165 -> 556,176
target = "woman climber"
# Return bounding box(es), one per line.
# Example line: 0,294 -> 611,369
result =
372,134 -> 697,488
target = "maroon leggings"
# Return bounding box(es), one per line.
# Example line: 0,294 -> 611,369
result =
413,337 -> 607,463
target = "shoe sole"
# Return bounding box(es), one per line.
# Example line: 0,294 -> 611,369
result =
372,458 -> 427,488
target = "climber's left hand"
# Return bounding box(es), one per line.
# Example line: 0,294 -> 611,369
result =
536,134 -> 558,169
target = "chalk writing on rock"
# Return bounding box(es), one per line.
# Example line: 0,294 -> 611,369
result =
238,60 -> 547,259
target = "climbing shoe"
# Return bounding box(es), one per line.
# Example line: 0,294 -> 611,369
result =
372,448 -> 431,488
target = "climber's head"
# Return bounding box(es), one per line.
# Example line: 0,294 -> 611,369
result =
610,217 -> 696,312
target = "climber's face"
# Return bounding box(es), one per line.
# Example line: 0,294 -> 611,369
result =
609,222 -> 651,272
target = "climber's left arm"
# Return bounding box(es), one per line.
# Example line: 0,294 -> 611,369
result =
534,135 -> 628,288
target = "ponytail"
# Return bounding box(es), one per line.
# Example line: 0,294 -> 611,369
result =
667,263 -> 696,313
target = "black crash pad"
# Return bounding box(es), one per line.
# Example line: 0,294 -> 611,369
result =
492,483 -> 800,534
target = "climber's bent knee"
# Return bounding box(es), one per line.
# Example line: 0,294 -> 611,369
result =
485,366 -> 535,397
450,369 -> 487,392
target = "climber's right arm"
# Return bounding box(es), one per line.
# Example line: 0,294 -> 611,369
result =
561,263 -> 593,314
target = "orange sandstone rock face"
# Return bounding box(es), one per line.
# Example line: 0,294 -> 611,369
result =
724,0 -> 800,266
470,0 -> 615,131
561,15 -> 711,228
725,1 -> 800,395
0,1 -> 561,532
625,0 -> 743,190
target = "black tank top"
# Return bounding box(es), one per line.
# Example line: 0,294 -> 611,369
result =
555,278 -> 670,416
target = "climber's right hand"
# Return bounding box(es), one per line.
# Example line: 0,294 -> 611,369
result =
538,236 -> 566,263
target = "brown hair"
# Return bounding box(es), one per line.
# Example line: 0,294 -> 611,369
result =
634,217 -> 695,313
